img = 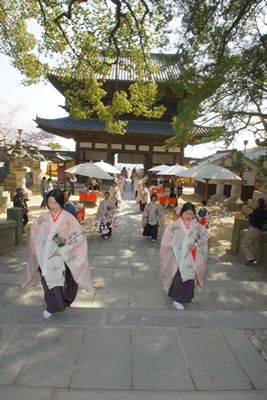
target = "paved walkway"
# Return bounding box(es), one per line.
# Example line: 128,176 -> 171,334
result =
0,181 -> 266,400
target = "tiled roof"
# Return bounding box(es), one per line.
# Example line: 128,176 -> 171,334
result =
50,53 -> 183,83
39,149 -> 75,159
35,116 -> 214,138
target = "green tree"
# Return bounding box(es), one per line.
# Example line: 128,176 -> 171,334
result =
47,142 -> 63,150
165,0 -> 266,149
0,0 -> 265,146
0,0 -> 172,134
253,154 -> 267,167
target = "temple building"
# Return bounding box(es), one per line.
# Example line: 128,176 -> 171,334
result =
35,54 -> 219,170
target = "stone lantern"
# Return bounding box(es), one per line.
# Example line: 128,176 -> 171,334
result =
29,146 -> 46,193
3,140 -> 32,199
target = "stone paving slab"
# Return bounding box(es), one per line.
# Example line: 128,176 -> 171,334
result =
0,259 -> 27,273
91,267 -> 113,279
130,288 -> 167,309
131,327 -> 195,391
206,264 -> 267,282
92,255 -> 130,267
106,309 -> 267,329
0,386 -> 55,400
0,283 -> 44,305
0,323 -> 22,351
188,310 -> 267,329
0,304 -> 104,326
0,325 -> 44,385
221,328 -> 267,390
113,267 -> 133,279
91,287 -> 129,308
70,327 -> 131,390
0,386 -> 267,400
209,290 -> 267,311
177,327 -> 252,391
0,182 -> 266,398
53,389 -> 267,400
15,326 -> 85,388
91,276 -> 162,290
0,272 -> 23,284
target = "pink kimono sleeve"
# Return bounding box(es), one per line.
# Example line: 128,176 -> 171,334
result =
22,218 -> 42,289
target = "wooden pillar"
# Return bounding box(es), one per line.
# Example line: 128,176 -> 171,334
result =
75,139 -> 80,165
145,144 -> 153,172
107,142 -> 113,164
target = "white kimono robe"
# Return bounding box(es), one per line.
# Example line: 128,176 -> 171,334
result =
22,209 -> 93,292
160,216 -> 208,290
95,198 -> 116,223
142,202 -> 165,231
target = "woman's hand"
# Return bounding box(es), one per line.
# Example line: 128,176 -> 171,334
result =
189,244 -> 196,252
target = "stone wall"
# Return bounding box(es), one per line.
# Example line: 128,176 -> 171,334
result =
0,207 -> 23,252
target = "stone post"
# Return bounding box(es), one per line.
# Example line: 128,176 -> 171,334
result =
210,179 -> 226,203
7,207 -> 23,245
224,180 -> 245,211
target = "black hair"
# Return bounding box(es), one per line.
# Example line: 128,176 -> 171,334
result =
256,197 -> 266,208
42,177 -> 46,181
47,189 -> 64,209
170,187 -> 174,191
104,191 -> 110,196
201,199 -> 207,206
151,193 -> 158,201
181,202 -> 196,215
63,189 -> 71,196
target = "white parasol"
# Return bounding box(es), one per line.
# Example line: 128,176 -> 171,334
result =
181,163 -> 241,201
157,164 -> 188,176
94,161 -> 121,175
65,162 -> 113,180
148,164 -> 170,172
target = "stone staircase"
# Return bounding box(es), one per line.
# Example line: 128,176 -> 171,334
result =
0,182 -> 266,399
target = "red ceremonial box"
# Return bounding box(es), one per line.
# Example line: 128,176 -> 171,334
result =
79,192 -> 101,204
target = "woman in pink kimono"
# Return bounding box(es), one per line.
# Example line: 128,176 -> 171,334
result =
160,202 -> 208,310
142,193 -> 165,242
95,191 -> 116,239
22,189 -> 93,319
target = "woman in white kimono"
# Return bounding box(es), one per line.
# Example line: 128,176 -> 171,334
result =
117,175 -> 125,195
136,182 -> 150,213
22,189 -> 93,319
160,202 -> 208,310
95,192 -> 116,239
142,193 -> 165,242
109,181 -> 122,207
134,176 -> 143,198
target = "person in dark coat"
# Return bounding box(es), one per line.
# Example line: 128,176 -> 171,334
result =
63,190 -> 76,218
242,197 -> 267,266
13,187 -> 29,237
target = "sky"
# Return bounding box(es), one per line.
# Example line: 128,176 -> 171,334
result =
0,53 -> 258,158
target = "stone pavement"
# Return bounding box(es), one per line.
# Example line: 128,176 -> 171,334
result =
0,181 -> 266,400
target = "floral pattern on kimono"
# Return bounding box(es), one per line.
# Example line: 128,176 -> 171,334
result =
142,202 -> 165,231
95,198 -> 116,224
160,217 -> 208,291
22,209 -> 93,292
136,187 -> 150,205
109,186 -> 122,205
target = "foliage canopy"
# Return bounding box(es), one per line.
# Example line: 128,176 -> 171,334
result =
0,0 -> 266,146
